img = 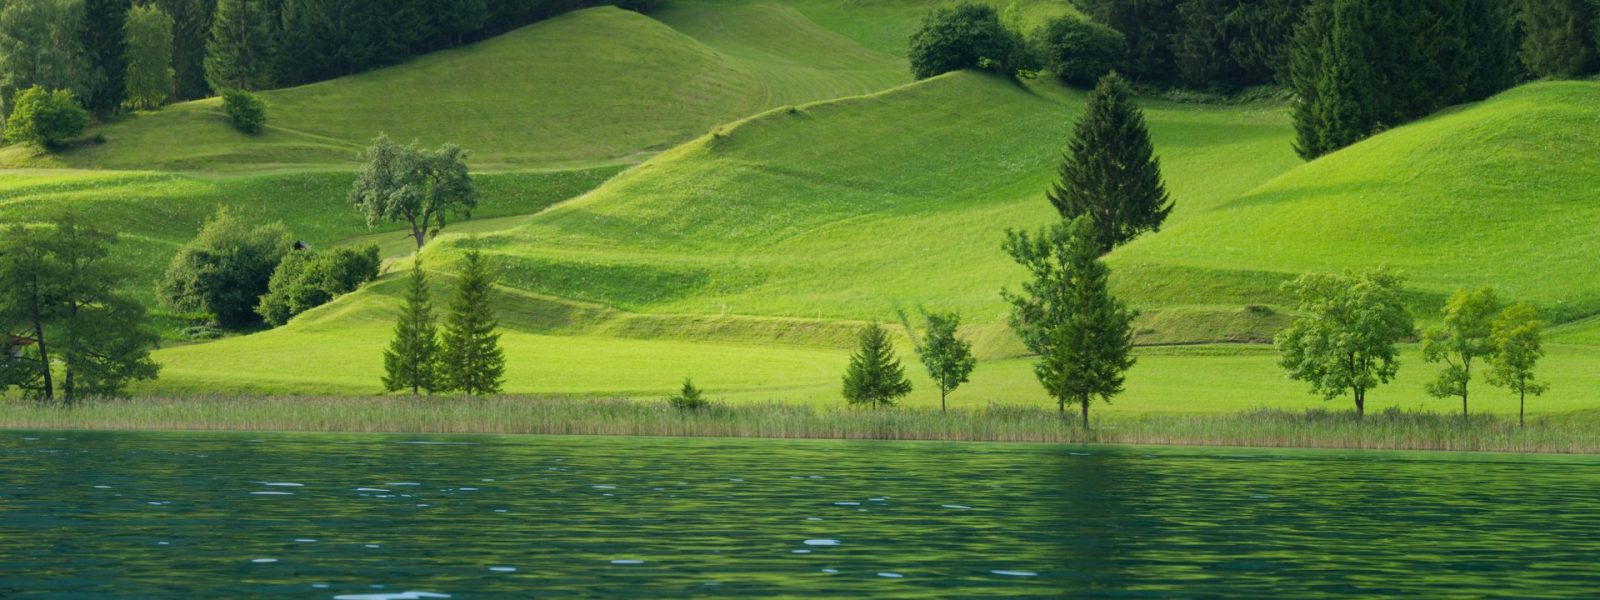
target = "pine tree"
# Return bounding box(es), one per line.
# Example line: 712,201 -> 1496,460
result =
841,323 -> 912,409
1002,216 -> 1136,429
383,259 -> 441,395
158,0 -> 216,100
439,248 -> 504,396
205,0 -> 274,91
1047,71 -> 1173,255
80,0 -> 131,115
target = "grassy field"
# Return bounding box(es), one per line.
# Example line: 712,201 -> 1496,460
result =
1,0 -> 1597,422
6,397 -> 1596,453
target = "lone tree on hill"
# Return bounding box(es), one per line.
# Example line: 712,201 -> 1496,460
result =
905,310 -> 976,413
1048,72 -> 1173,255
842,323 -> 912,409
1487,303 -> 1547,428
1422,288 -> 1503,419
439,247 -> 504,396
349,134 -> 478,250
383,258 -> 441,395
1002,216 -> 1136,429
1275,267 -> 1414,418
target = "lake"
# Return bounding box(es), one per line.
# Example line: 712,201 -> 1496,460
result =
3,431 -> 1598,598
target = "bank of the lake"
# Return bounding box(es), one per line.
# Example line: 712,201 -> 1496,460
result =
3,396 -> 1597,454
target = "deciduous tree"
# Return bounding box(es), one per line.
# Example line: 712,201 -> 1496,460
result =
349,134 -> 478,249
1421,288 -> 1503,418
1488,303 -> 1547,428
4,86 -> 90,149
157,206 -> 294,327
123,4 -> 175,110
0,0 -> 88,120
906,310 -> 975,413
1275,267 -> 1414,418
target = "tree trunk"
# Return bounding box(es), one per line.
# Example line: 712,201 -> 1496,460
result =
940,388 -> 946,413
1354,389 -> 1364,419
1519,388 -> 1526,428
1080,396 -> 1090,431
28,271 -> 53,402
410,220 -> 427,249
1462,388 -> 1468,420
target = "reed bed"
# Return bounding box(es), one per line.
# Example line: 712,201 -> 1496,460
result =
2,396 -> 1596,453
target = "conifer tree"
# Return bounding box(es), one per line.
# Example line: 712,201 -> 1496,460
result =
841,323 -> 912,409
1002,216 -> 1136,429
80,0 -> 130,115
438,248 -> 504,396
157,0 -> 215,100
205,0 -> 274,91
1289,0 -> 1380,160
1517,0 -> 1599,79
383,259 -> 441,395
1047,71 -> 1173,255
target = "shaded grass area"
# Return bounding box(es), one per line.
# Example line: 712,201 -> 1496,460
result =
5,397 -> 1596,453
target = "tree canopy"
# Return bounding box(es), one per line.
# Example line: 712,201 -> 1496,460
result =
349,134 -> 478,249
1275,268 -> 1414,417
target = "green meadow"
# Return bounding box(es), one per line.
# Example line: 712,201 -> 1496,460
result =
4,0 -> 1598,423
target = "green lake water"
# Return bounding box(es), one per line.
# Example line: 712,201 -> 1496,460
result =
3,431 -> 1598,598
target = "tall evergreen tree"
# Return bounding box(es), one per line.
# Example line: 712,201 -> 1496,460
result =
205,0 -> 275,91
0,0 -> 89,119
80,0 -> 130,114
158,0 -> 215,99
439,248 -> 504,396
1290,0 -> 1380,159
1048,71 -> 1173,254
1001,217 -> 1136,429
841,323 -> 912,409
383,258 -> 441,395
1517,0 -> 1599,78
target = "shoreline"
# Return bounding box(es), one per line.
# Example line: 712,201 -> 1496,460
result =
2,396 -> 1596,454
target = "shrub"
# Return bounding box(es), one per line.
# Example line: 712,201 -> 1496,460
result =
667,377 -> 710,410
1031,16 -> 1126,88
221,88 -> 266,134
4,86 -> 90,149
157,207 -> 294,327
257,244 -> 381,326
908,3 -> 1021,79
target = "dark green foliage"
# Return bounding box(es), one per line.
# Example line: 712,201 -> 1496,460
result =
383,259 -> 441,395
1075,0 -> 1182,83
1002,217 -> 1136,428
909,311 -> 976,412
1047,72 -> 1172,254
0,0 -> 89,120
205,0 -> 275,91
221,87 -> 265,133
1517,0 -> 1599,78
4,86 -> 90,149
1275,268 -> 1414,418
1288,0 -> 1377,160
439,248 -> 505,396
1223,0 -> 1311,85
0,217 -> 160,403
908,3 -> 1021,79
841,323 -> 912,408
157,206 -> 294,327
157,0 -> 214,100
80,0 -> 130,115
667,377 -> 710,410
1030,15 -> 1125,87
1422,288 -> 1504,418
123,4 -> 175,110
257,244 -> 380,326
350,134 -> 478,249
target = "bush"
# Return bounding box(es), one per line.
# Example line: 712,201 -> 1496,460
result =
4,86 -> 90,149
1031,16 -> 1126,88
667,377 -> 710,410
257,244 -> 381,326
908,3 -> 1021,80
221,88 -> 266,134
157,207 -> 294,327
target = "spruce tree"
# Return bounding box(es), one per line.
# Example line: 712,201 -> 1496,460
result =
1002,216 -> 1136,429
1517,0 -> 1599,78
841,323 -> 912,409
1047,71 -> 1173,255
158,0 -> 216,100
383,259 -> 441,395
205,0 -> 274,91
439,248 -> 504,396
1290,0 -> 1380,160
80,0 -> 131,115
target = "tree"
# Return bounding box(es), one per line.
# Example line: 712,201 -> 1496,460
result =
1275,268 -> 1414,418
349,134 -> 478,249
123,4 -> 175,110
908,3 -> 1020,79
0,0 -> 88,120
906,310 -> 976,412
79,0 -> 130,115
0,217 -> 159,403
257,244 -> 379,326
1421,288 -> 1503,418
1002,216 -> 1136,428
383,258 -> 441,395
1487,303 -> 1547,428
157,0 -> 214,100
666,377 -> 709,410
438,247 -> 504,395
157,206 -> 294,327
205,0 -> 274,91
1048,72 -> 1173,254
221,88 -> 265,133
842,323 -> 912,409
4,86 -> 91,149
1289,0 -> 1380,160
1030,15 -> 1126,88
1517,0 -> 1599,78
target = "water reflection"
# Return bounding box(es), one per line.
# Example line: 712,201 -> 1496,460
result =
2,432 -> 1599,597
